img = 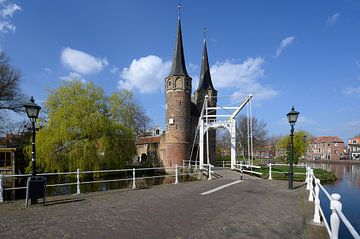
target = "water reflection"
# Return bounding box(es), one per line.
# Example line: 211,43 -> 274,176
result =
307,163 -> 360,189
307,162 -> 360,238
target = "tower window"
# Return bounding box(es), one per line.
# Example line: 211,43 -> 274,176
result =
186,80 -> 190,87
168,80 -> 172,88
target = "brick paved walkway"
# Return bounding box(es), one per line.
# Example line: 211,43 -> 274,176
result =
0,168 -> 327,239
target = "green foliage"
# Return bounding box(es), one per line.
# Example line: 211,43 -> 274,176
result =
276,130 -> 309,164
28,81 -> 137,172
255,166 -> 337,183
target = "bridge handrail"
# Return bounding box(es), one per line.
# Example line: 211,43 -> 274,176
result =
0,165 -> 199,203
306,167 -> 360,239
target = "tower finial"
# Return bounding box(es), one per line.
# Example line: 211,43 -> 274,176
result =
178,2 -> 181,19
203,27 -> 207,42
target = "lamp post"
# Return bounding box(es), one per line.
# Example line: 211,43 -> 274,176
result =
287,106 -> 299,189
23,96 -> 41,176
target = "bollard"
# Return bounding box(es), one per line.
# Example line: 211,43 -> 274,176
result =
208,165 -> 212,181
308,169 -> 314,201
174,164 -> 178,184
313,178 -> 321,223
268,163 -> 272,180
132,168 -> 136,189
330,194 -> 342,239
305,166 -> 309,184
0,174 -> 3,203
76,168 -> 80,195
306,167 -> 310,190
223,161 -> 225,168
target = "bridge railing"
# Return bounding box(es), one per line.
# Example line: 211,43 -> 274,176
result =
306,167 -> 360,239
0,165 -> 199,203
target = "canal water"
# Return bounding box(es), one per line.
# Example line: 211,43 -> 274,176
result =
307,162 -> 360,238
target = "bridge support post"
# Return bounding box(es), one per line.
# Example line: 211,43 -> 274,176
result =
132,168 -> 136,189
313,179 -> 321,223
199,118 -> 204,170
330,194 -> 341,239
0,174 -> 3,202
174,164 -> 178,184
268,163 -> 272,180
230,119 -> 236,170
208,164 -> 212,181
76,169 -> 80,195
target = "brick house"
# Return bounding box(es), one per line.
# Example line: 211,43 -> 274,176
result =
309,136 -> 345,160
348,137 -> 360,160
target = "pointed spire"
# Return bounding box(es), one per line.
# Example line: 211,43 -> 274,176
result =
197,28 -> 215,91
168,3 -> 189,77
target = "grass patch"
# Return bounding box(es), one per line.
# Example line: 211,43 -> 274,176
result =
253,166 -> 337,183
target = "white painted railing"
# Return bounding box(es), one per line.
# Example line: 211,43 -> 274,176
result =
267,163 -> 307,180
0,166 -> 199,203
306,166 -> 360,239
234,163 -> 262,176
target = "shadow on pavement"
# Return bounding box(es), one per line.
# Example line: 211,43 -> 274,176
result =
44,198 -> 85,206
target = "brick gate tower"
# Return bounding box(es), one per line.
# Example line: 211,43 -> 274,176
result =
164,11 -> 192,167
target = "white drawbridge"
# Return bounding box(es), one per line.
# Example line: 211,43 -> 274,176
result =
189,94 -> 253,170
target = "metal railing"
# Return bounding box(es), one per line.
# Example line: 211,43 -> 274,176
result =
0,165 -> 199,203
267,163 -> 307,180
306,166 -> 360,239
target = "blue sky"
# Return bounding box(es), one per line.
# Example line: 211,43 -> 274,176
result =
2,0 -> 360,142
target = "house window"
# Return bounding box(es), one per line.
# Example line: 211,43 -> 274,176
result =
155,129 -> 160,135
328,143 -> 331,147
335,143 -> 338,146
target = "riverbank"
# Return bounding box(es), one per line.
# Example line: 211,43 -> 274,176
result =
306,159 -> 360,164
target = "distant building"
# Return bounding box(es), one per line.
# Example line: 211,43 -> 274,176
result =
348,137 -> 360,160
309,136 -> 345,160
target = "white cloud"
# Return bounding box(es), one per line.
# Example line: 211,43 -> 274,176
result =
0,1 -> 21,33
342,86 -> 360,95
59,72 -> 85,83
210,57 -> 278,100
275,36 -> 295,57
60,47 -> 108,75
110,65 -> 119,74
327,13 -> 340,26
118,55 -> 171,93
0,2 -> 20,18
44,68 -> 52,73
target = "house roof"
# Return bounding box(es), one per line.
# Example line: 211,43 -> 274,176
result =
315,136 -> 344,143
137,136 -> 160,145
348,137 -> 360,145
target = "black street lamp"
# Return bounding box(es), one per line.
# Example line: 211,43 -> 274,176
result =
23,96 -> 41,176
287,106 -> 299,189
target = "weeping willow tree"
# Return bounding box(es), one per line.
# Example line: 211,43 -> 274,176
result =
276,130 -> 310,164
29,80 -> 140,173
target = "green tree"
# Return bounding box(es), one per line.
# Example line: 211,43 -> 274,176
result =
276,130 -> 310,164
31,81 -> 137,172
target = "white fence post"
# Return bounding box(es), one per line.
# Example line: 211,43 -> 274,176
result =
313,178 -> 321,223
174,164 -> 178,184
330,193 -> 342,239
0,174 -> 3,203
208,165 -> 212,181
308,169 -> 314,201
76,168 -> 80,195
268,163 -> 272,180
132,168 -> 136,189
306,167 -> 310,190
222,161 -> 225,168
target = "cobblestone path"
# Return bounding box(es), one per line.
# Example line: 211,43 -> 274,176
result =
0,168 -> 327,238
